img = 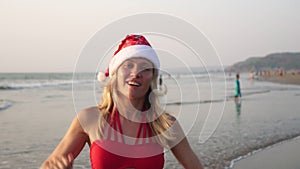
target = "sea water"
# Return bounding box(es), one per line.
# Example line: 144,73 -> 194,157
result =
1,72 -> 300,169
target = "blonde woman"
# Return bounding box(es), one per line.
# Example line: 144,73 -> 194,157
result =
41,34 -> 203,169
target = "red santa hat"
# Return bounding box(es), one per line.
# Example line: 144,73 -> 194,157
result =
98,34 -> 160,82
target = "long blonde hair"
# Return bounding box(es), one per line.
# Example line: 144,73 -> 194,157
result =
98,69 -> 174,146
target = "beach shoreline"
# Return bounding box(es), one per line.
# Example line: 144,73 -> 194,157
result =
228,74 -> 300,169
257,74 -> 300,85
2,73 -> 300,169
231,135 -> 300,169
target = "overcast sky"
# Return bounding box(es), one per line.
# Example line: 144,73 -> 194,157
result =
1,0 -> 299,72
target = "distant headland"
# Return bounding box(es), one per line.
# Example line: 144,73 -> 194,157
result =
226,52 -> 300,85
226,52 -> 300,73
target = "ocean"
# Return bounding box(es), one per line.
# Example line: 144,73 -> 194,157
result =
1,72 -> 300,169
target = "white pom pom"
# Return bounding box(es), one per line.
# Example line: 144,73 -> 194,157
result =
97,72 -> 107,82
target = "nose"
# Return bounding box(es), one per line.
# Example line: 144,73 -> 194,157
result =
130,66 -> 142,78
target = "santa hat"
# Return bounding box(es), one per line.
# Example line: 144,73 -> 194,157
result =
98,34 -> 160,82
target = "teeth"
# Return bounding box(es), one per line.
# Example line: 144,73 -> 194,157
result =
128,81 -> 140,86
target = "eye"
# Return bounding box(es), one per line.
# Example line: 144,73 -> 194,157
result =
123,62 -> 134,69
142,67 -> 152,72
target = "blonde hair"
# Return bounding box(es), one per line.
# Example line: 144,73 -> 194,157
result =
98,69 -> 174,146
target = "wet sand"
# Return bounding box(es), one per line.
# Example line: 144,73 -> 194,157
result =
232,137 -> 300,169
258,74 -> 300,85
231,75 -> 300,169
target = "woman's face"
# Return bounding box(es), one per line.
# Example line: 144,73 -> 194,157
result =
116,58 -> 154,101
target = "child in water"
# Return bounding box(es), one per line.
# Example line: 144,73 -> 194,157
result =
234,73 -> 242,102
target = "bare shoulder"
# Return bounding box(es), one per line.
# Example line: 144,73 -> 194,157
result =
78,106 -> 101,119
77,106 -> 101,131
78,106 -> 100,115
164,112 -> 184,136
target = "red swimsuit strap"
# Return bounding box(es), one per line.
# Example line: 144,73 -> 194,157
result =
135,112 -> 150,145
106,110 -> 125,143
115,110 -> 125,143
108,109 -> 152,145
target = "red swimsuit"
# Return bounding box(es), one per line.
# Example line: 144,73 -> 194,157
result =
90,110 -> 164,169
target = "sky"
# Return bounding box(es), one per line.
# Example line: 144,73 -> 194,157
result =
1,0 -> 299,72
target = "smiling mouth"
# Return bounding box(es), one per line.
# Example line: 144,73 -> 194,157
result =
127,81 -> 141,87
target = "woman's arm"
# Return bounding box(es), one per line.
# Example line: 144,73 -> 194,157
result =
40,115 -> 89,169
169,118 -> 204,169
171,137 -> 203,169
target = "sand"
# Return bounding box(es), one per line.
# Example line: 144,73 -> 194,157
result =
231,74 -> 300,169
232,137 -> 300,169
258,74 -> 300,85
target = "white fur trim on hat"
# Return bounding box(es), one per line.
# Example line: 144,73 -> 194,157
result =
97,72 -> 107,82
108,45 -> 160,77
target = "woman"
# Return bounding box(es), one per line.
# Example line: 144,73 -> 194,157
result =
234,73 -> 242,102
41,34 -> 203,169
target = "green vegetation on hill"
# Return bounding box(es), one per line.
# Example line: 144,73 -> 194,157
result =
227,52 -> 300,72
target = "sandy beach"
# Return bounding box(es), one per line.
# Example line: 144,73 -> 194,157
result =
232,136 -> 300,169
258,73 -> 300,85
231,76 -> 300,169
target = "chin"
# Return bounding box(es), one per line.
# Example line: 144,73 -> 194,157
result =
127,93 -> 146,100
128,95 -> 142,100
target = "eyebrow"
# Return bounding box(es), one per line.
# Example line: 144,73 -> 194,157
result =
125,59 -> 153,67
140,62 -> 153,67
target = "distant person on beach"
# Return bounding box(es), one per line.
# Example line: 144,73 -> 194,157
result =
41,34 -> 203,169
234,73 -> 242,102
159,74 -> 163,90
249,71 -> 255,80
159,74 -> 163,86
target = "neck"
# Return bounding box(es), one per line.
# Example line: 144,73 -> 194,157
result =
115,94 -> 146,122
129,97 -> 145,111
